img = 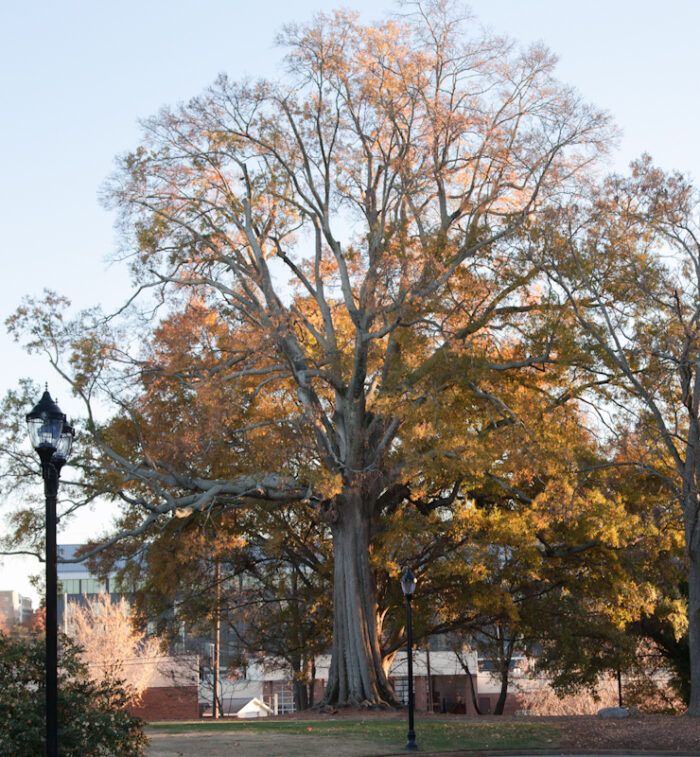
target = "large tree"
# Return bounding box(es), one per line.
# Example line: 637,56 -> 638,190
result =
536,157 -> 700,714
4,4 -> 611,705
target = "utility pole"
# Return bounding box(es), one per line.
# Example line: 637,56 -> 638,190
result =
213,557 -> 222,718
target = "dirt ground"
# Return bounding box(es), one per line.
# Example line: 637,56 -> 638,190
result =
554,713 -> 700,752
147,714 -> 700,756
147,730 -> 395,757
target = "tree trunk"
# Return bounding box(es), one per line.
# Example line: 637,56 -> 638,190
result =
616,667 -> 623,708
309,659 -> 316,708
293,677 -> 308,711
461,654 -> 482,715
687,546 -> 700,715
493,666 -> 509,715
453,646 -> 482,714
683,443 -> 700,716
467,671 -> 481,715
425,645 -> 434,713
290,657 -> 316,711
323,493 -> 397,706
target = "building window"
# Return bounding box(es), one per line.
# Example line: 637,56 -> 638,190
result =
478,657 -> 525,674
82,579 -> 106,594
59,579 -> 82,595
393,677 -> 414,706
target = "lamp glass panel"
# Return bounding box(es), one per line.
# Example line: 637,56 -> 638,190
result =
55,430 -> 73,460
27,417 -> 63,450
401,568 -> 417,597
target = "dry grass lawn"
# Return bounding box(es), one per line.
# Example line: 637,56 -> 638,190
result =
147,712 -> 700,755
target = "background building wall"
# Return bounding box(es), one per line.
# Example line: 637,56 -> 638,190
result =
0,590 -> 33,628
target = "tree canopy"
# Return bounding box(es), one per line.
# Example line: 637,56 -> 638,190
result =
3,1 -> 699,713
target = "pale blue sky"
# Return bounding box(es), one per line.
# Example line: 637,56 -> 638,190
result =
1,0 -> 699,601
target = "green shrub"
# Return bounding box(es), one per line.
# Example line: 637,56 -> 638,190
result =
0,632 -> 147,756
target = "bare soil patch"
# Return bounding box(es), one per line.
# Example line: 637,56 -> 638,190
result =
551,713 -> 700,753
147,730 -> 390,757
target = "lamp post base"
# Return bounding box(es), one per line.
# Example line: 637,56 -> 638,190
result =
406,734 -> 418,751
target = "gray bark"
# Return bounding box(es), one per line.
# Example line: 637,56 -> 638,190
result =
687,553 -> 700,714
684,473 -> 700,715
494,667 -> 509,716
323,492 -> 397,706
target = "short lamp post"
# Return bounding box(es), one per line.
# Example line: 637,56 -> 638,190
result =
400,566 -> 418,752
26,389 -> 74,757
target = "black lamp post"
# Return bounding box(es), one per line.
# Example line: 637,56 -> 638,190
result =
26,390 -> 74,757
400,566 -> 418,752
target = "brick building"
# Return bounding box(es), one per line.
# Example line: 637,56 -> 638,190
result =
203,649 -> 526,717
127,656 -> 200,721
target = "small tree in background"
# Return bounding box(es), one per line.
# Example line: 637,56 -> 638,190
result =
519,677 -> 620,716
67,594 -> 161,701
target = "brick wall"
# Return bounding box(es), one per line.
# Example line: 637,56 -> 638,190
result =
129,685 -> 199,721
475,691 -> 523,715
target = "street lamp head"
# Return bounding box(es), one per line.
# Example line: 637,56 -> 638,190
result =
26,390 -> 66,453
400,566 -> 417,598
54,421 -> 75,462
